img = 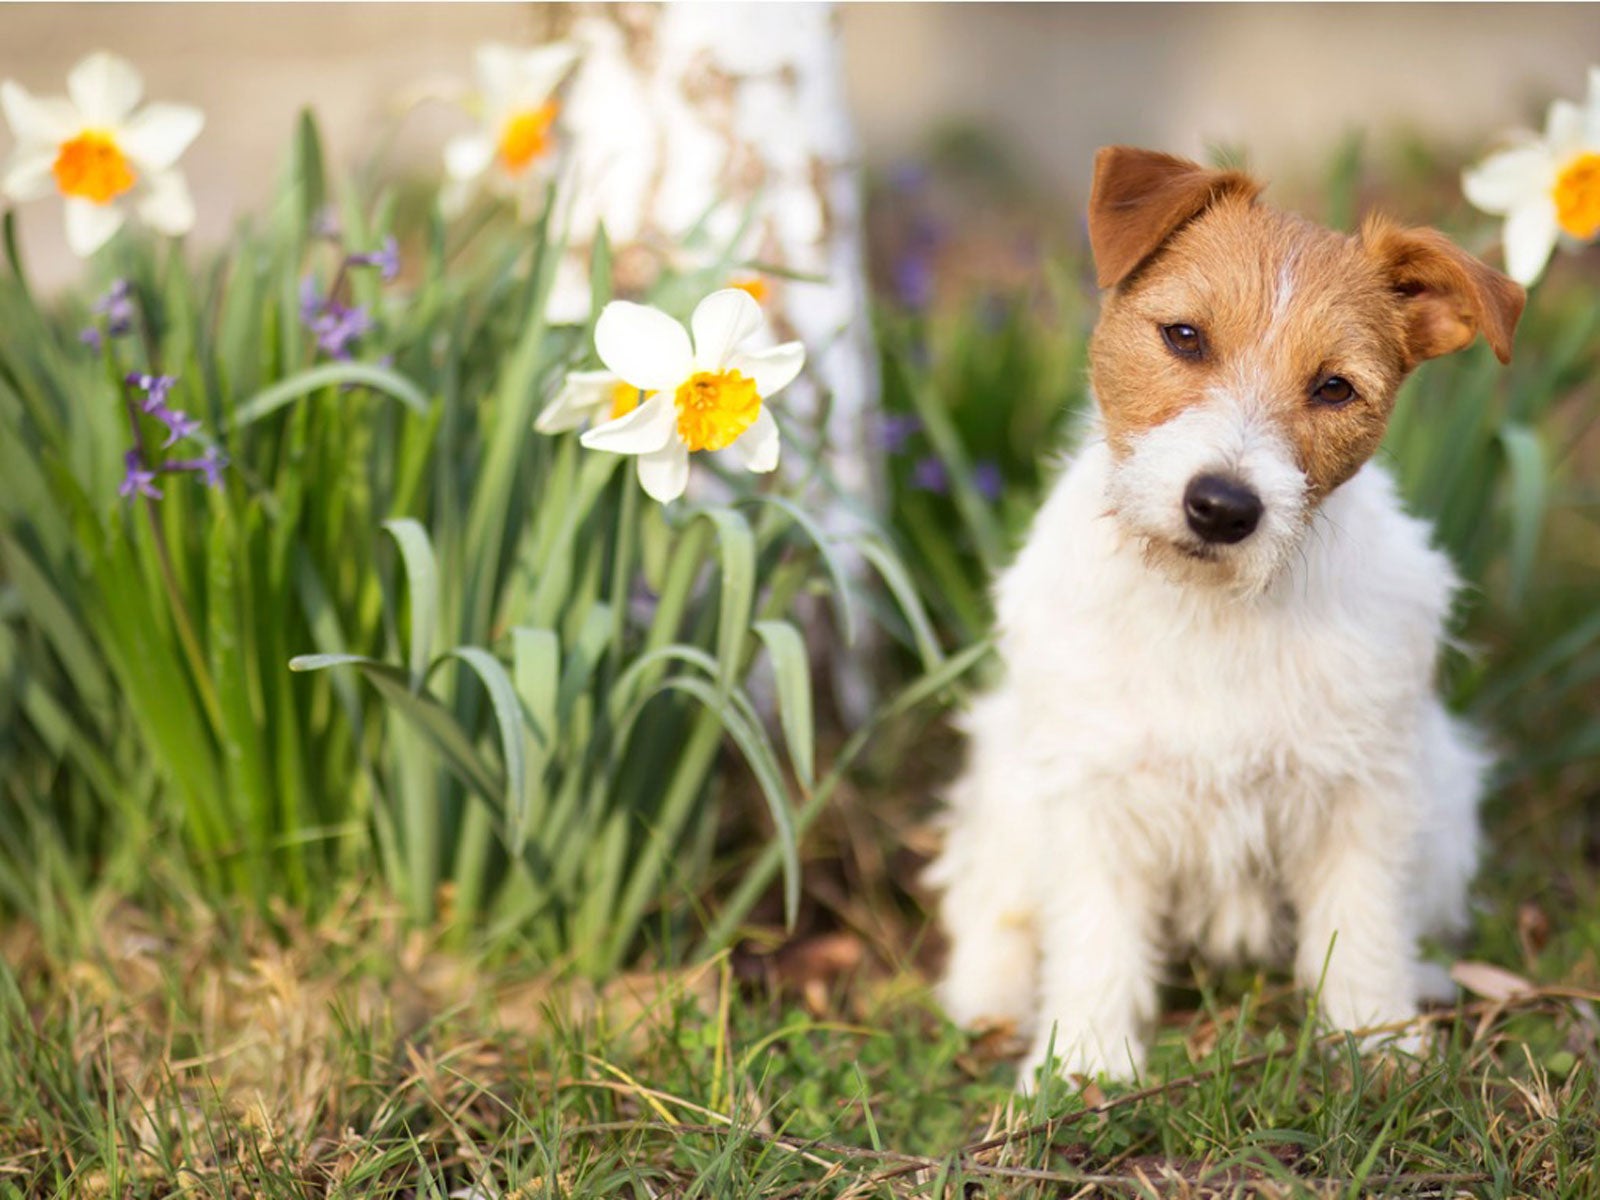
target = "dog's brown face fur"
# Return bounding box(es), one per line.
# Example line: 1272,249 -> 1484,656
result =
1085,147 -> 1525,502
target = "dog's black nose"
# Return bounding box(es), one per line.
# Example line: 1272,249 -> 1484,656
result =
1184,474 -> 1262,544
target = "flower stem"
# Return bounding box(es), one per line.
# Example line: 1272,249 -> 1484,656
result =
114,362 -> 226,735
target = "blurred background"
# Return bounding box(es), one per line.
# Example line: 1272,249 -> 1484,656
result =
4,3 -> 1600,290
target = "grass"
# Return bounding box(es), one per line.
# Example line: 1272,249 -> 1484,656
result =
3,751 -> 1596,1198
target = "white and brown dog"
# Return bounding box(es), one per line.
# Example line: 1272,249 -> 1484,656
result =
929,146 -> 1525,1087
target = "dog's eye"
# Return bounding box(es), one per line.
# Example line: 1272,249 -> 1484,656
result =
1312,376 -> 1357,406
1161,323 -> 1205,360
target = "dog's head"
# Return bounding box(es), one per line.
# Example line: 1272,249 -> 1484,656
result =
1086,146 -> 1524,594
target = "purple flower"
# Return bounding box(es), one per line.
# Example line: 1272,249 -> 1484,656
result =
893,253 -> 935,311
877,413 -> 922,454
118,449 -> 162,500
167,445 -> 229,489
973,460 -> 1003,502
299,274 -> 323,327
310,304 -> 374,360
153,405 -> 202,448
92,279 -> 135,335
125,372 -> 177,412
79,326 -> 103,351
300,275 -> 374,360
349,235 -> 400,283
889,161 -> 929,195
911,455 -> 948,495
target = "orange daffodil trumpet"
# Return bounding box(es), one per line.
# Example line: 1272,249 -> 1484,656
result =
573,289 -> 805,503
443,42 -> 580,215
1,52 -> 203,257
1464,66 -> 1600,286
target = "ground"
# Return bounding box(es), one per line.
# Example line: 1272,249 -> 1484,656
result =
3,738 -> 1597,1200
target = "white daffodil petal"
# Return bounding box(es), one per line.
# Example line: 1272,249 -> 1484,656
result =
137,170 -> 195,236
444,132 -> 494,181
1586,65 -> 1600,145
728,341 -> 805,400
1503,198 -> 1560,287
536,370 -> 615,433
509,42 -> 581,109
732,406 -> 781,473
1462,144 -> 1554,215
1,149 -> 56,201
119,103 -> 204,171
580,391 -> 679,456
67,51 -> 144,127
636,443 -> 691,503
594,302 -> 695,392
474,43 -> 524,107
0,81 -> 78,146
1545,98 -> 1584,153
690,288 -> 763,371
63,196 -> 125,257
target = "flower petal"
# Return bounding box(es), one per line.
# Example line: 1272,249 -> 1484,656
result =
1502,198 -> 1559,286
690,288 -> 763,371
594,301 -> 694,392
1545,97 -> 1584,153
0,81 -> 78,146
1462,144 -> 1553,215
636,443 -> 690,502
580,391 -> 678,456
67,51 -> 143,127
473,43 -> 524,109
731,406 -> 781,473
63,196 -> 125,257
444,132 -> 494,181
1586,65 -> 1600,146
507,43 -> 582,111
536,370 -> 615,433
119,103 -> 203,171
137,170 -> 195,236
2,149 -> 56,201
728,341 -> 805,400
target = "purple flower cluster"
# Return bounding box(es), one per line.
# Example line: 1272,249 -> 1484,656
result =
80,278 -> 136,350
348,235 -> 401,283
300,275 -> 375,360
118,373 -> 229,501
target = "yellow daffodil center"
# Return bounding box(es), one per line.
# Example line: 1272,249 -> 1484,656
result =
729,275 -> 768,304
53,130 -> 136,205
609,381 -> 652,421
497,102 -> 559,174
1552,152 -> 1600,240
674,369 -> 760,452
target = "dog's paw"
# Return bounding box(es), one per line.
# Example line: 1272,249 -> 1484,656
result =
1016,1029 -> 1142,1095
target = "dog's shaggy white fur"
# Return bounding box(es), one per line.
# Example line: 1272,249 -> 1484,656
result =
928,147 -> 1522,1088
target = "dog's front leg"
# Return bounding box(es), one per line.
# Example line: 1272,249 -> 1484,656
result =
1020,814 -> 1157,1089
1289,793 -> 1420,1047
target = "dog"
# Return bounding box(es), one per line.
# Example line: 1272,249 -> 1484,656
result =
927,146 -> 1525,1088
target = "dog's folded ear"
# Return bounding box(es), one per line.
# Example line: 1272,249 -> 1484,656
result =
1361,217 -> 1526,366
1088,147 -> 1262,289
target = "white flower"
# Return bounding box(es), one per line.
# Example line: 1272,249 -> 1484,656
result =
578,289 -> 805,503
1,52 -> 203,257
535,368 -> 648,433
1463,65 -> 1600,286
442,42 -> 580,215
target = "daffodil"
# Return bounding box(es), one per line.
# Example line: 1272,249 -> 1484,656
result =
1464,66 -> 1600,285
535,369 -> 651,434
578,289 -> 804,503
1,52 -> 203,257
442,42 -> 579,215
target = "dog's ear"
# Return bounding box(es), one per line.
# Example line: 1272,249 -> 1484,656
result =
1088,146 -> 1262,289
1361,217 -> 1525,366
